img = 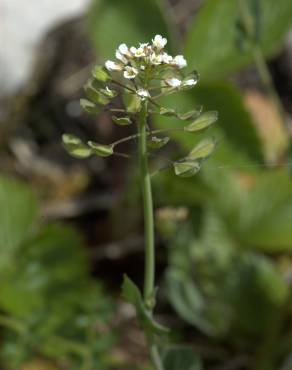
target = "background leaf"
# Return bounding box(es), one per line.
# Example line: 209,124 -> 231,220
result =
184,0 -> 292,79
88,0 -> 172,58
0,176 -> 38,270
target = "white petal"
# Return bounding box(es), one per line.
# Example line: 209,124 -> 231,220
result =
173,55 -> 187,68
105,60 -> 122,71
118,43 -> 128,54
183,78 -> 197,86
165,77 -> 182,87
115,50 -> 128,64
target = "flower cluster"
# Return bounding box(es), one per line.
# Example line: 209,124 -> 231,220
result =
104,35 -> 197,97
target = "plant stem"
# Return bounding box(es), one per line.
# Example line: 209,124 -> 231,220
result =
138,100 -> 164,370
239,0 -> 287,129
252,45 -> 287,125
138,100 -> 155,303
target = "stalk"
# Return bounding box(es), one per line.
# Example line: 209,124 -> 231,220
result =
138,99 -> 164,370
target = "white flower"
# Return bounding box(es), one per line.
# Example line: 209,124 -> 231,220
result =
130,46 -> 137,55
152,34 -> 167,49
165,77 -> 182,87
172,55 -> 187,69
105,60 -> 123,71
149,52 -> 162,65
161,52 -> 173,64
134,47 -> 146,58
183,78 -> 197,87
115,50 -> 128,64
137,88 -> 150,99
140,65 -> 146,70
118,43 -> 128,54
123,66 -> 139,79
139,42 -> 149,48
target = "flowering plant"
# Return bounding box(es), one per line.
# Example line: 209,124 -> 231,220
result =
63,35 -> 217,369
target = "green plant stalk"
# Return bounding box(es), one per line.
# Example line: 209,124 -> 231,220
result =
138,100 -> 164,370
138,100 -> 155,303
239,0 -> 287,129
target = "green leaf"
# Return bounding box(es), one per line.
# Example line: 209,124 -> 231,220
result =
87,141 -> 114,157
174,161 -> 201,178
122,275 -> 169,336
92,65 -> 111,82
112,116 -> 132,126
185,111 -> 218,132
187,139 -> 217,161
88,0 -> 173,59
163,347 -> 203,370
147,136 -> 170,149
80,98 -> 101,114
0,176 -> 38,270
184,0 -> 292,79
62,134 -> 92,158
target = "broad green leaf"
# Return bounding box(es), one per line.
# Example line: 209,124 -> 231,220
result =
62,134 -> 92,158
122,275 -> 169,336
87,141 -> 114,157
165,270 -> 220,335
88,0 -> 173,59
203,168 -> 292,251
187,139 -> 217,161
147,136 -> 170,149
163,347 -> 203,370
185,0 -> 292,79
0,176 -> 38,270
185,111 -> 218,132
92,65 -> 111,82
174,161 -> 201,178
112,116 -> 132,126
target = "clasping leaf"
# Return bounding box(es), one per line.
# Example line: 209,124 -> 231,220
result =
122,275 -> 170,336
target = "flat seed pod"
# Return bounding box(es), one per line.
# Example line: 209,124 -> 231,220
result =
185,111 -> 218,132
112,116 -> 132,126
178,107 -> 202,120
62,134 -> 92,158
87,141 -> 114,157
80,99 -> 101,114
160,107 -> 177,117
99,87 -> 118,98
173,160 -> 201,177
92,65 -> 111,82
187,138 -> 217,161
84,85 -> 110,105
147,136 -> 170,149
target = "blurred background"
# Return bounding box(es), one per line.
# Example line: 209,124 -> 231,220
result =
1,0 -> 292,369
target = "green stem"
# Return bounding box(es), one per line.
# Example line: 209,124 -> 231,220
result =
138,100 -> 155,302
112,127 -> 184,147
252,46 -> 287,125
239,0 -> 287,129
138,100 -> 164,370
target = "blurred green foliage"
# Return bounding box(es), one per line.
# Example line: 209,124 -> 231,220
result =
0,176 -> 114,370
